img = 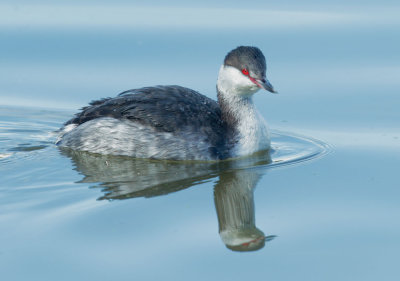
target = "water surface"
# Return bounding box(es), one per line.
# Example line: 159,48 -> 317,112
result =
1,1 -> 400,281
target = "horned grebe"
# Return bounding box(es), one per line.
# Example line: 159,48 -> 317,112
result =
57,46 -> 277,160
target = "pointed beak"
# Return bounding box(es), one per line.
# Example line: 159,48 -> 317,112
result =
249,76 -> 278,93
257,78 -> 277,94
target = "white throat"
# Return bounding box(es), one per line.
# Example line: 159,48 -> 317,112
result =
217,65 -> 271,157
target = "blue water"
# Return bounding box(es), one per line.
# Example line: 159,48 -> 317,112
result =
1,1 -> 400,280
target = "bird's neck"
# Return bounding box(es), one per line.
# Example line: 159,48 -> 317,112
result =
216,65 -> 258,128
216,66 -> 270,156
217,88 -> 254,128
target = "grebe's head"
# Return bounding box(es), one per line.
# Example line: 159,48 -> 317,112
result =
217,46 -> 276,97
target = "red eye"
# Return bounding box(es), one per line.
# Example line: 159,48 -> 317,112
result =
241,69 -> 249,76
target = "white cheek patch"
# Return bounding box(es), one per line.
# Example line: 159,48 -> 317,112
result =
217,66 -> 260,96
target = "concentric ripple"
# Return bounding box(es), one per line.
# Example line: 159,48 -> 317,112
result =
269,130 -> 329,168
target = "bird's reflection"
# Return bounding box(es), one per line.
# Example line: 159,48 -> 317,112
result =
215,169 -> 276,251
60,148 -> 276,252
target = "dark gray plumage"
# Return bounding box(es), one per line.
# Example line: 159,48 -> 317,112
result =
63,85 -> 233,159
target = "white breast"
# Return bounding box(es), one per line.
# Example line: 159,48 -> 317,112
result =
233,103 -> 270,157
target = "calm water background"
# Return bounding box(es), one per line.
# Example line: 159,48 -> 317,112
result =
1,1 -> 400,280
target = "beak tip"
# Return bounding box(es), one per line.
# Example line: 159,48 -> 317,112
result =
264,86 -> 278,94
259,78 -> 277,94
